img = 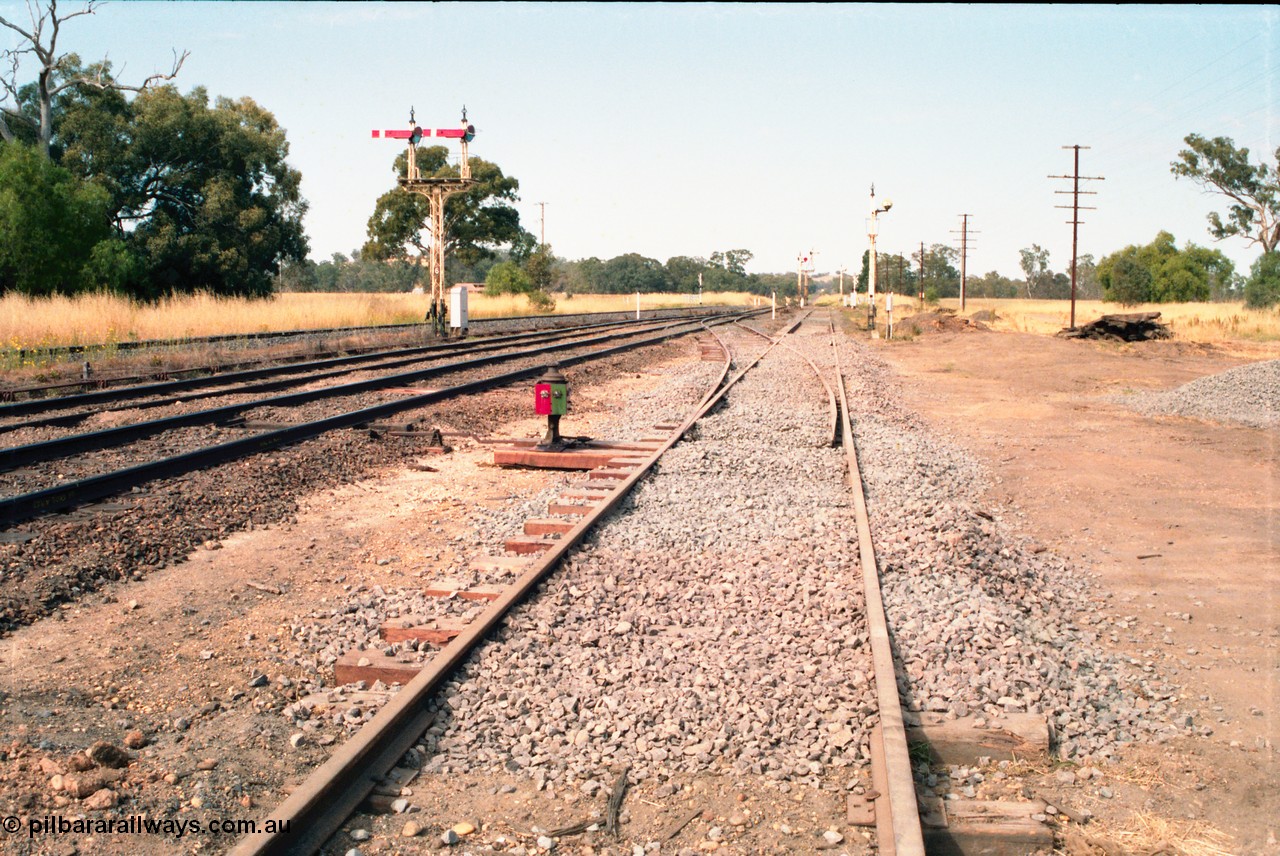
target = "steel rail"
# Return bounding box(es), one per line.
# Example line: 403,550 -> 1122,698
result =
229,313 -> 803,856
830,310 -> 926,856
0,315 -> 752,528
0,315 -> 690,421
8,321 -> 429,361
733,317 -> 839,447
0,339 -> 418,404
0,313 -> 760,475
0,316 -> 693,434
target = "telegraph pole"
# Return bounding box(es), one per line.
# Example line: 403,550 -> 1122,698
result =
1049,146 -> 1104,329
537,201 -> 548,247
918,241 -> 925,305
951,214 -> 978,312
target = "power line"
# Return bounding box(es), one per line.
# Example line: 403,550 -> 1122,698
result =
1098,64 -> 1276,164
1089,32 -> 1268,151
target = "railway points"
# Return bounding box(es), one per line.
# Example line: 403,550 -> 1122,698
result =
0,307 -> 1268,855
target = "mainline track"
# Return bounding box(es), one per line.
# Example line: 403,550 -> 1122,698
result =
0,311 -> 761,528
229,310 -> 926,856
0,315 -> 692,424
3,305 -> 736,372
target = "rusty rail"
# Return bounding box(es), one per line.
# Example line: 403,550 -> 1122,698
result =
229,314 -> 799,855
830,310 -> 926,856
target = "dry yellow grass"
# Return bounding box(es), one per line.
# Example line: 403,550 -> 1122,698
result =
942,298 -> 1280,344
1062,812 -> 1236,856
0,290 -> 760,353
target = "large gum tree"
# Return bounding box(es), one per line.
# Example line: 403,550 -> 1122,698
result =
0,0 -> 186,158
1172,134 -> 1280,255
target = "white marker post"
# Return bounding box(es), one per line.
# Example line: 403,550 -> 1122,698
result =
449,284 -> 468,337
886,291 -> 894,339
635,291 -> 640,320
771,291 -> 776,319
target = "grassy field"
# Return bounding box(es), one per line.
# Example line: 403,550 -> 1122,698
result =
0,290 -> 761,352
3,290 -> 1274,354
947,298 -> 1280,344
817,293 -> 1280,346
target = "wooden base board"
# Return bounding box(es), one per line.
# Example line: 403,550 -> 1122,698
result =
546,502 -> 592,516
921,798 -> 1053,856
470,555 -> 529,574
907,712 -> 1049,765
493,448 -> 629,470
379,617 -> 468,645
421,579 -> 505,601
524,518 -> 576,536
334,651 -> 424,687
504,535 -> 557,554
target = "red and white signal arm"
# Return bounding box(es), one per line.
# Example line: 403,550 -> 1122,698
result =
371,127 -> 471,140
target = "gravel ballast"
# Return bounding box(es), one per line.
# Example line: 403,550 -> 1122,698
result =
420,323 -> 872,788
836,331 -> 1190,770
1121,358 -> 1278,428
281,311 -> 1195,850
287,320 -> 876,792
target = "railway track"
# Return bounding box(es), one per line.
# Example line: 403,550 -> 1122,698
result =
0,315 -> 711,424
222,309 -> 928,856
0,311 -> 761,528
0,307 -> 1203,855
0,306 -> 743,398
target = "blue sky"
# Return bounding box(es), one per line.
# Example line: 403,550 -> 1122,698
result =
3,2 -> 1277,279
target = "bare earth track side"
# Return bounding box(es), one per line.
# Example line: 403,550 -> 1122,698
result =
868,323 -> 1278,855
1,310 -> 1273,855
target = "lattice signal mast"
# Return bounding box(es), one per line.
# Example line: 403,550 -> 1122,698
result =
372,107 -> 477,336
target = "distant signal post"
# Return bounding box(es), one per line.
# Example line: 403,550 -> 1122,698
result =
797,250 -> 816,307
372,108 -> 477,336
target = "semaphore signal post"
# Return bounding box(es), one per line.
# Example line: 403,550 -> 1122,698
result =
372,107 -> 477,337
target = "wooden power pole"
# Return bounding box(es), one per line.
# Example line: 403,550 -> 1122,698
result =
1049,145 -> 1104,330
951,214 -> 978,312
918,241 -> 925,305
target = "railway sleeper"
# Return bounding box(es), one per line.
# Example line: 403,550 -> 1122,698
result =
420,579 -> 506,601
919,796 -> 1054,856
378,616 -> 468,646
558,487 -> 613,500
545,502 -> 592,516
523,518 -> 575,536
588,467 -> 633,481
503,534 -> 559,554
333,651 -> 427,688
469,555 -> 530,574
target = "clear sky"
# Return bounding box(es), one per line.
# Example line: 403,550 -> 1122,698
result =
4,2 -> 1277,279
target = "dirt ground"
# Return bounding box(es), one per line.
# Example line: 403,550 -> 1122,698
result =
2,320 -> 1277,855
871,323 -> 1278,854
